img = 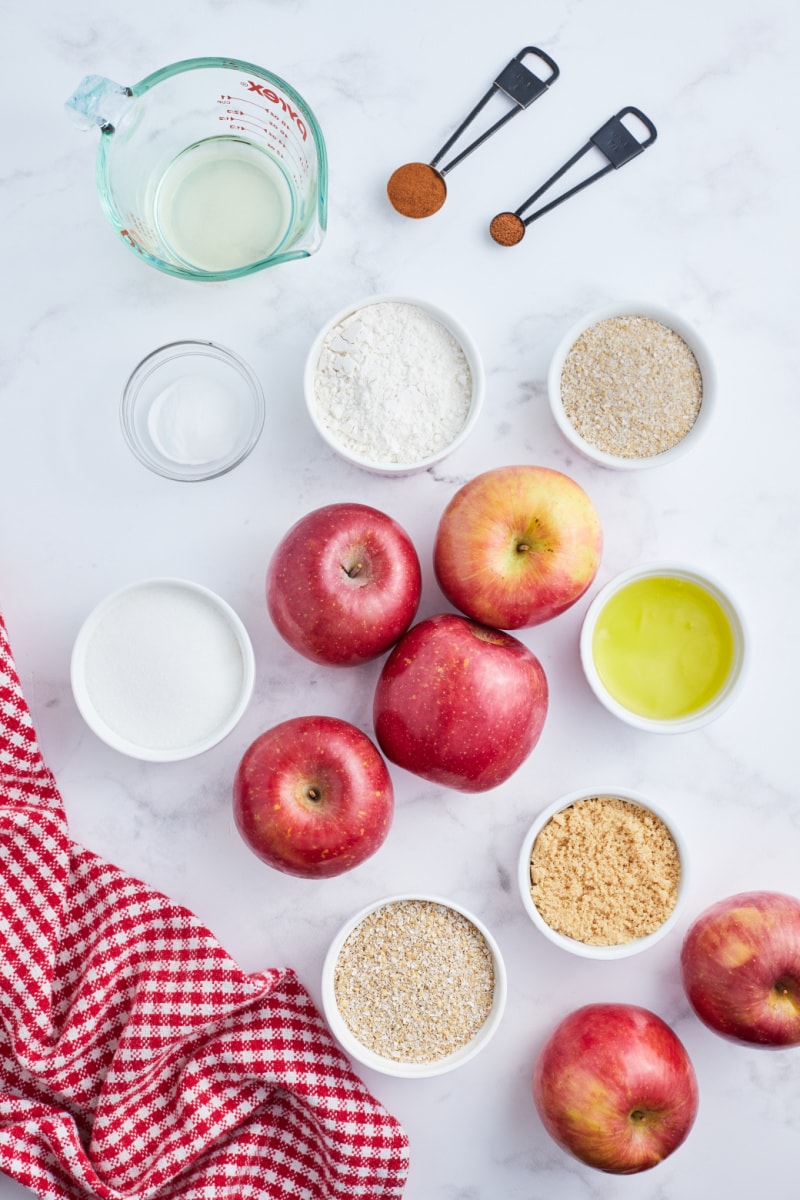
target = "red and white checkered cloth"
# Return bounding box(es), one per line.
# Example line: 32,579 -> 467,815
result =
0,613 -> 409,1200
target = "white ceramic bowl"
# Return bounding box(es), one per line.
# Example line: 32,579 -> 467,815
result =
518,787 -> 689,960
547,301 -> 716,469
121,340 -> 265,482
321,893 -> 507,1077
580,561 -> 748,734
71,578 -> 255,761
304,294 -> 485,476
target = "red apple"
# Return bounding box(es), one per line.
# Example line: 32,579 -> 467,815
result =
267,502 -> 422,666
372,612 -> 548,793
232,716 -> 394,878
533,1003 -> 698,1174
433,464 -> 602,629
680,890 -> 800,1046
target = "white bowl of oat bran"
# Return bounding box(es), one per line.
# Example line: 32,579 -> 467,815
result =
518,788 -> 688,959
321,893 -> 507,1077
304,294 -> 485,477
547,302 -> 716,469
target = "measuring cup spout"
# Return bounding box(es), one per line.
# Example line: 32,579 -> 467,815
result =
65,75 -> 132,132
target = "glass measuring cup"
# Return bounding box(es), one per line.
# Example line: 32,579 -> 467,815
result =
66,57 -> 328,282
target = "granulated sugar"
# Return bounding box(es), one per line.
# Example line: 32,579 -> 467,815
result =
560,315 -> 702,459
311,301 -> 473,464
333,899 -> 495,1063
81,582 -> 247,752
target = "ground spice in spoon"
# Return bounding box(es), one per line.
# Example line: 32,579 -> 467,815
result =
489,211 -> 525,245
387,162 -> 447,217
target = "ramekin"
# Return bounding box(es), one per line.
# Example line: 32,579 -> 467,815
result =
518,787 -> 689,960
321,892 -> 507,1077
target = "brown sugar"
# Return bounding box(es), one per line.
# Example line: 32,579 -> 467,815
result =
387,162 -> 447,218
529,796 -> 680,945
489,211 -> 525,246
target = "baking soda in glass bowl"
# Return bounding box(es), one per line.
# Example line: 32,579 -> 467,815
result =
304,295 -> 485,476
121,341 -> 265,482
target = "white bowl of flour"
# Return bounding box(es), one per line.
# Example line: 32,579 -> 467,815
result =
304,295 -> 484,475
71,579 -> 255,760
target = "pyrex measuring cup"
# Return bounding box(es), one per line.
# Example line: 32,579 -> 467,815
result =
66,57 -> 328,282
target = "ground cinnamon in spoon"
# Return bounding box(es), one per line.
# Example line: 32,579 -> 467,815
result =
490,211 -> 525,245
387,162 -> 447,217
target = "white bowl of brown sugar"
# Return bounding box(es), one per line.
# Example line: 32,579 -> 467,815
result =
517,788 -> 688,959
547,302 -> 716,469
321,893 -> 507,1077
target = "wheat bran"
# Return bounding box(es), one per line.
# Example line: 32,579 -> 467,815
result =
333,899 -> 495,1063
529,796 -> 680,945
560,315 -> 702,459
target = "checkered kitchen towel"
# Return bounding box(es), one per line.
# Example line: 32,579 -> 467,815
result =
0,612 -> 409,1200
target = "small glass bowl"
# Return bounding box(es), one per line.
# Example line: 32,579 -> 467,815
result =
121,340 -> 265,481
547,302 -> 716,469
303,294 -> 485,477
70,578 -> 255,761
321,893 -> 507,1078
580,561 -> 748,734
518,787 -> 688,960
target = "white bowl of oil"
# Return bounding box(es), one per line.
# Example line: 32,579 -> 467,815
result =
580,562 -> 748,733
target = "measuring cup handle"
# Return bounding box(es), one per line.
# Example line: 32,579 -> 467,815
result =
65,75 -> 132,132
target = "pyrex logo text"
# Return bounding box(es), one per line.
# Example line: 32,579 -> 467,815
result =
243,80 -> 307,141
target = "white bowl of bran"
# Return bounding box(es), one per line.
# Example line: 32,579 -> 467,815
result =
517,788 -> 688,959
547,302 -> 716,469
321,893 -> 507,1077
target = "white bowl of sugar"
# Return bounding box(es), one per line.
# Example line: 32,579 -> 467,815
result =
547,302 -> 716,469
71,578 -> 255,761
304,294 -> 485,476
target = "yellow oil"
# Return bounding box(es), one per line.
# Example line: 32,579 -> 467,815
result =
592,575 -> 735,720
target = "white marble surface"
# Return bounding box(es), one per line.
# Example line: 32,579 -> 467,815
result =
2,1 -> 799,1196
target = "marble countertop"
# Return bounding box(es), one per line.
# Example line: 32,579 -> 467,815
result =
2,1 -> 799,1196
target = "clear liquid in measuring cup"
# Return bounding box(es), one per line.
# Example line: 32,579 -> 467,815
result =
154,136 -> 294,273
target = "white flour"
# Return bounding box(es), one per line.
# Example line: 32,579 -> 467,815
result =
312,301 -> 473,464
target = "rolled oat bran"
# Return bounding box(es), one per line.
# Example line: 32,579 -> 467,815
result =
560,315 -> 702,459
530,796 -> 680,945
333,899 -> 495,1063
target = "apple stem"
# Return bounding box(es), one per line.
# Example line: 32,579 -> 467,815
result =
343,562 -> 364,579
306,786 -> 322,803
630,1110 -> 647,1123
